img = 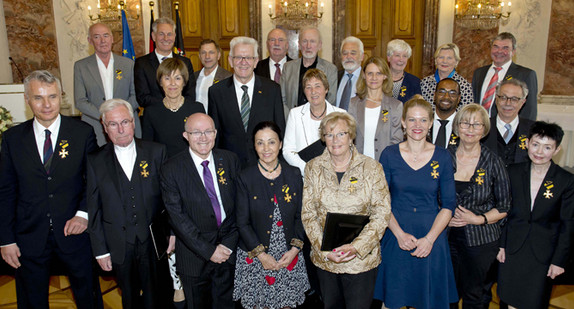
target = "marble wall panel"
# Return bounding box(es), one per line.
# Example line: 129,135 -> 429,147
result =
543,0 -> 574,95
452,22 -> 498,82
3,0 -> 60,82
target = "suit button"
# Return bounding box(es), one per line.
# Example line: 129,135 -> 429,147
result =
270,198 -> 273,202
131,196 -> 135,199
47,213 -> 51,218
270,182 -> 274,186
130,187 -> 134,190
47,176 -> 52,180
269,215 -> 272,218
48,194 -> 54,198
413,208 -> 417,212
375,139 -> 378,141
267,231 -> 270,234
122,227 -> 126,231
132,205 -> 136,208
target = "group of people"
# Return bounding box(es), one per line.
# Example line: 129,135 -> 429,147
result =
0,16 -> 572,309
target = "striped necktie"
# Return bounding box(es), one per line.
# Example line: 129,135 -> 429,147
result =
482,67 -> 502,112
240,85 -> 250,131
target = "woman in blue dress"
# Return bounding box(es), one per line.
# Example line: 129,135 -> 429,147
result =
375,95 -> 458,308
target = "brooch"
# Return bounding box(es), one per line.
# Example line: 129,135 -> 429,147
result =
543,181 -> 554,199
349,176 -> 358,193
430,161 -> 439,179
449,134 -> 458,146
58,140 -> 69,159
217,167 -> 227,185
381,110 -> 389,123
282,184 -> 292,203
518,135 -> 527,150
115,69 -> 123,80
475,168 -> 486,185
139,161 -> 149,178
399,86 -> 407,97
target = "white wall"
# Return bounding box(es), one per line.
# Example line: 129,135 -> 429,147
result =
437,0 -> 455,47
0,3 -> 14,84
260,1 -> 333,62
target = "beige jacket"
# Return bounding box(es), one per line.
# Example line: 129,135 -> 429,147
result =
302,148 -> 391,274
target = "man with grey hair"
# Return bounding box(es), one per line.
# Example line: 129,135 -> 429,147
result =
336,36 -> 365,110
208,36 -> 285,168
281,27 -> 338,111
472,32 -> 537,121
482,78 -> 535,167
135,17 -> 196,108
254,28 -> 292,83
87,98 -> 168,309
0,70 -> 102,308
75,22 -> 140,146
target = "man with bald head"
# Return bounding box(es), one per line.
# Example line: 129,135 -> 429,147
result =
254,28 -> 292,83
74,22 -> 141,146
281,27 -> 338,111
161,113 -> 240,309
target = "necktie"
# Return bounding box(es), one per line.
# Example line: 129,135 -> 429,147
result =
161,56 -> 167,62
201,160 -> 222,227
43,129 -> 53,170
482,67 -> 502,112
503,123 -> 513,144
435,119 -> 449,148
339,73 -> 353,110
274,63 -> 281,83
240,85 -> 250,131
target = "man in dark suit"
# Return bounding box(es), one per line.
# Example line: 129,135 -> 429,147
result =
134,17 -> 196,108
0,70 -> 102,308
472,32 -> 537,121
431,78 -> 460,148
254,28 -> 292,83
195,39 -> 233,113
208,36 -> 285,168
482,78 -> 535,167
336,36 -> 364,110
160,113 -> 240,309
87,98 -> 168,308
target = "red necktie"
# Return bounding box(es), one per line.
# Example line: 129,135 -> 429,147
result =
274,63 -> 281,83
482,67 -> 502,112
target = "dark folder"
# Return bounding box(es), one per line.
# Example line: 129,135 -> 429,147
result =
298,139 -> 326,162
149,209 -> 170,260
320,212 -> 370,251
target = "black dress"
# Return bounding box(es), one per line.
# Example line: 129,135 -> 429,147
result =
233,163 -> 309,308
141,98 -> 205,157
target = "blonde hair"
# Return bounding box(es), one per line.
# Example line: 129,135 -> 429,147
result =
319,112 -> 357,142
453,104 -> 491,137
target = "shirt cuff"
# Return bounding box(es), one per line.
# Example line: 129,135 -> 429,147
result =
96,253 -> 110,259
0,243 -> 16,248
75,211 -> 88,220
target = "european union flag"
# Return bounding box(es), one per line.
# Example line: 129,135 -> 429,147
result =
121,10 -> 135,61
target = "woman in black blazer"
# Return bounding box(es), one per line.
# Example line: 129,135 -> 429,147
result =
497,121 -> 574,309
233,121 -> 309,308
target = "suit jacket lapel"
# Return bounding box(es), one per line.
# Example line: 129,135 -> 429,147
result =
212,150 -> 233,215
103,143 -> 122,196
87,54 -> 105,95
22,121 -> 44,171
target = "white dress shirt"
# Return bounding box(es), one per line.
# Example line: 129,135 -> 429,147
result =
155,50 -> 173,63
96,54 -> 115,100
233,75 -> 255,111
189,149 -> 227,222
496,114 -> 519,138
336,67 -> 361,107
480,60 -> 512,115
196,66 -> 218,112
363,105 -> 381,159
268,56 -> 288,79
114,139 -> 137,181
432,112 -> 456,147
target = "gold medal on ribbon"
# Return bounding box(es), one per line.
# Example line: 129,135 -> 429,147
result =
282,184 -> 292,202
430,161 -> 439,179
381,110 -> 389,123
543,181 -> 554,199
475,168 -> 486,185
139,161 -> 149,178
58,140 -> 69,159
518,135 -> 528,150
217,168 -> 227,185
115,69 -> 123,80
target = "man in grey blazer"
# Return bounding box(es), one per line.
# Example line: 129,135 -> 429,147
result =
194,39 -> 232,113
280,27 -> 337,113
74,22 -> 141,146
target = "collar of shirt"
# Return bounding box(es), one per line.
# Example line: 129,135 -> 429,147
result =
96,54 -> 115,100
496,114 -> 519,136
233,74 -> 256,110
200,65 -> 218,78
114,139 -> 137,180
196,66 -> 218,107
432,111 -> 456,143
269,56 -> 288,76
33,114 -> 61,162
155,50 -> 173,63
336,66 -> 361,106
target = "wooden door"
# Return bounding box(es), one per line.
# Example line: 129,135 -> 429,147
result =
344,0 -> 425,78
177,0 -> 251,72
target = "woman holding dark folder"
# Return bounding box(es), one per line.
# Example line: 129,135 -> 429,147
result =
374,96 -> 458,309
302,112 -> 391,309
283,69 -> 346,175
233,121 -> 310,308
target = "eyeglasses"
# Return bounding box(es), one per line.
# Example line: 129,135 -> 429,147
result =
459,122 -> 485,130
231,56 -> 257,63
496,95 -> 522,104
437,89 -> 459,97
186,130 -> 216,138
323,131 -> 349,140
105,119 -> 133,130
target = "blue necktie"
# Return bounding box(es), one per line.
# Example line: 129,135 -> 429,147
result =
339,73 -> 353,110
